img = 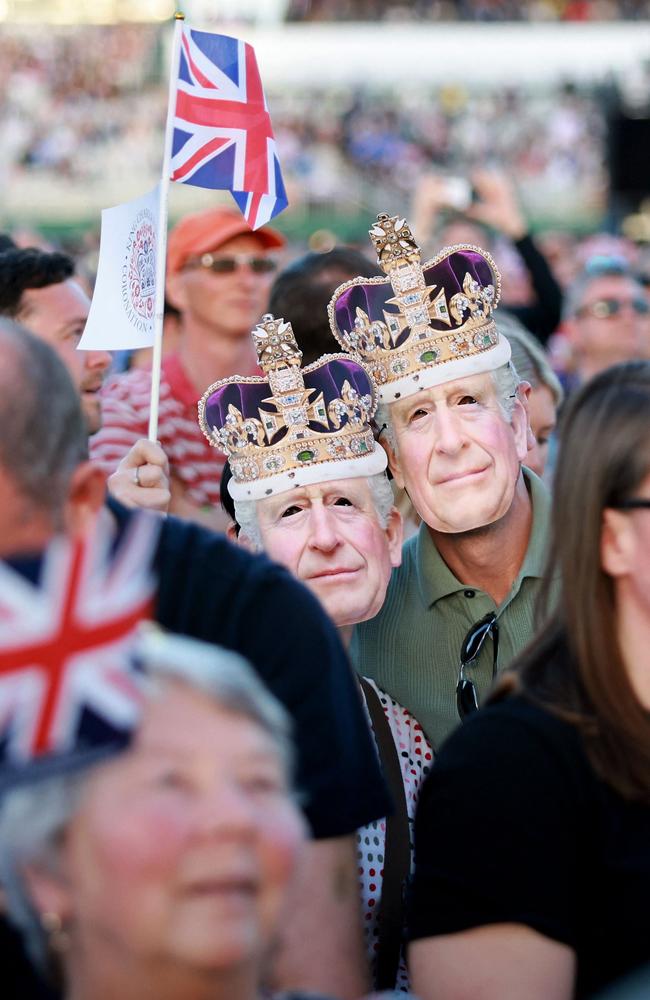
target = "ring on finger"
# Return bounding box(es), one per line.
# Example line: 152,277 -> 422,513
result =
133,466 -> 142,488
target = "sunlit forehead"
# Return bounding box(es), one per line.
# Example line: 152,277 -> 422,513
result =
134,684 -> 279,765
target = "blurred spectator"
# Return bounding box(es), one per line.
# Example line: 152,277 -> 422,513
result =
411,169 -> 563,341
498,312 -> 564,477
0,28 -> 610,237
0,246 -> 110,434
562,256 -> 649,388
268,246 -> 382,364
286,0 -> 650,19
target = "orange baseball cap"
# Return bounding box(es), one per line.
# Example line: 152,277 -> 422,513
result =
167,206 -> 286,275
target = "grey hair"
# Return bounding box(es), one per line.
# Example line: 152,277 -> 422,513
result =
562,258 -> 643,320
376,361 -> 520,450
496,313 -> 564,407
0,632 -> 294,974
233,470 -> 395,551
0,319 -> 88,523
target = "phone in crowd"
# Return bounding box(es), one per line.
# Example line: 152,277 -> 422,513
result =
440,177 -> 474,211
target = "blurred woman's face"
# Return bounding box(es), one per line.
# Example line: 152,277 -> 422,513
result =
526,384 -> 557,477
40,682 -> 305,974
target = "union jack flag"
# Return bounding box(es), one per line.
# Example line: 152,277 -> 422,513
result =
170,27 -> 288,231
0,514 -> 158,771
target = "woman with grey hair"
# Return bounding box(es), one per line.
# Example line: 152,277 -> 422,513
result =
497,313 -> 564,478
0,618 -> 312,1000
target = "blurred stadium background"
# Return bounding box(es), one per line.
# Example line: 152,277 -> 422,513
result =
0,0 -> 648,259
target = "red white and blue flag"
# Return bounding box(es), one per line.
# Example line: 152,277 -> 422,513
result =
0,515 -> 158,769
170,27 -> 288,231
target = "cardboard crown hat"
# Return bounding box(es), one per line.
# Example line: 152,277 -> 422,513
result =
327,212 -> 511,402
198,313 -> 387,501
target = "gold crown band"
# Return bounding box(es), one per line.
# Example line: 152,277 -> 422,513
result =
229,426 -> 376,487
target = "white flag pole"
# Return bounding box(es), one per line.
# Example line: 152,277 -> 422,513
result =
148,11 -> 185,442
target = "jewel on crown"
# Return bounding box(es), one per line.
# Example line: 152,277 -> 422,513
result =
369,213 -> 422,273
252,314 -> 303,374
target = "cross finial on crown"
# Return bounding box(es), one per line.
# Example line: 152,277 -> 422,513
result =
251,314 -> 302,375
369,213 -> 421,273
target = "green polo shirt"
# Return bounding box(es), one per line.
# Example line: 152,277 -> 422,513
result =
350,469 -> 553,752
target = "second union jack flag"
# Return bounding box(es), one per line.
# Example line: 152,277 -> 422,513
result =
0,514 -> 158,785
170,27 -> 288,231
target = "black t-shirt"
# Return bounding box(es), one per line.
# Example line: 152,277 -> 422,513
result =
409,692 -> 650,998
110,500 -> 391,838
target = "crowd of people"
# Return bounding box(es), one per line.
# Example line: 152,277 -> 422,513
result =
1,11 -> 650,995
285,0 -> 650,20
1,163 -> 650,999
0,27 -> 608,233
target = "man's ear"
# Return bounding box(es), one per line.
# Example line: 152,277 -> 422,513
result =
64,461 -> 107,536
165,271 -> 188,312
235,529 -> 259,554
563,316 -> 580,346
380,437 -> 405,491
384,506 -> 404,568
601,508 -> 633,579
225,521 -> 240,544
510,397 -> 530,463
22,861 -> 73,925
517,380 -> 537,452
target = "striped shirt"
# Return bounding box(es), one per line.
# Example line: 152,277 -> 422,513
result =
91,353 -> 225,509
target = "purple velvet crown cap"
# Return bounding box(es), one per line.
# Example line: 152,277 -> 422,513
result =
203,355 -> 377,446
331,247 -> 499,346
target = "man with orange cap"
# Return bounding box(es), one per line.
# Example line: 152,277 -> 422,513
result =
91,206 -> 284,530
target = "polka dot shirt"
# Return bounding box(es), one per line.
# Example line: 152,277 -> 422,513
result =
358,677 -> 433,992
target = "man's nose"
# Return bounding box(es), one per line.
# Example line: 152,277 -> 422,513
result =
85,349 -> 112,374
433,406 -> 466,455
238,269 -> 269,299
308,505 -> 340,551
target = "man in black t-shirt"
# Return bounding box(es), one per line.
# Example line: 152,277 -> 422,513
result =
0,321 -> 389,999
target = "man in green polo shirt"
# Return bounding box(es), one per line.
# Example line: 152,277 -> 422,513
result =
328,212 -> 551,750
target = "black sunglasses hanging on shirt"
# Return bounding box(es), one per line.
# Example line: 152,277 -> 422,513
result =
456,612 -> 499,721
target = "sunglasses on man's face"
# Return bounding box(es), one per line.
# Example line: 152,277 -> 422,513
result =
456,612 -> 499,721
577,297 -> 649,320
185,252 -> 278,275
611,498 -> 650,511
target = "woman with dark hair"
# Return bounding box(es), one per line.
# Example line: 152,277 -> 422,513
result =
408,360 -> 650,1000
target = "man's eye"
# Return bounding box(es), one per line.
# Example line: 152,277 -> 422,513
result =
153,769 -> 190,791
333,497 -> 353,507
458,395 -> 478,405
242,774 -> 285,795
280,505 -> 301,518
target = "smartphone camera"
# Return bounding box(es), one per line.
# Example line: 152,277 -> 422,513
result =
440,177 -> 473,212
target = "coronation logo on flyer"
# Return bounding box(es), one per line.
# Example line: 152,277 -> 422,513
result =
122,208 -> 156,332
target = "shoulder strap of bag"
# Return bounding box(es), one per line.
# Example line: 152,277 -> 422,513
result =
359,677 -> 411,991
